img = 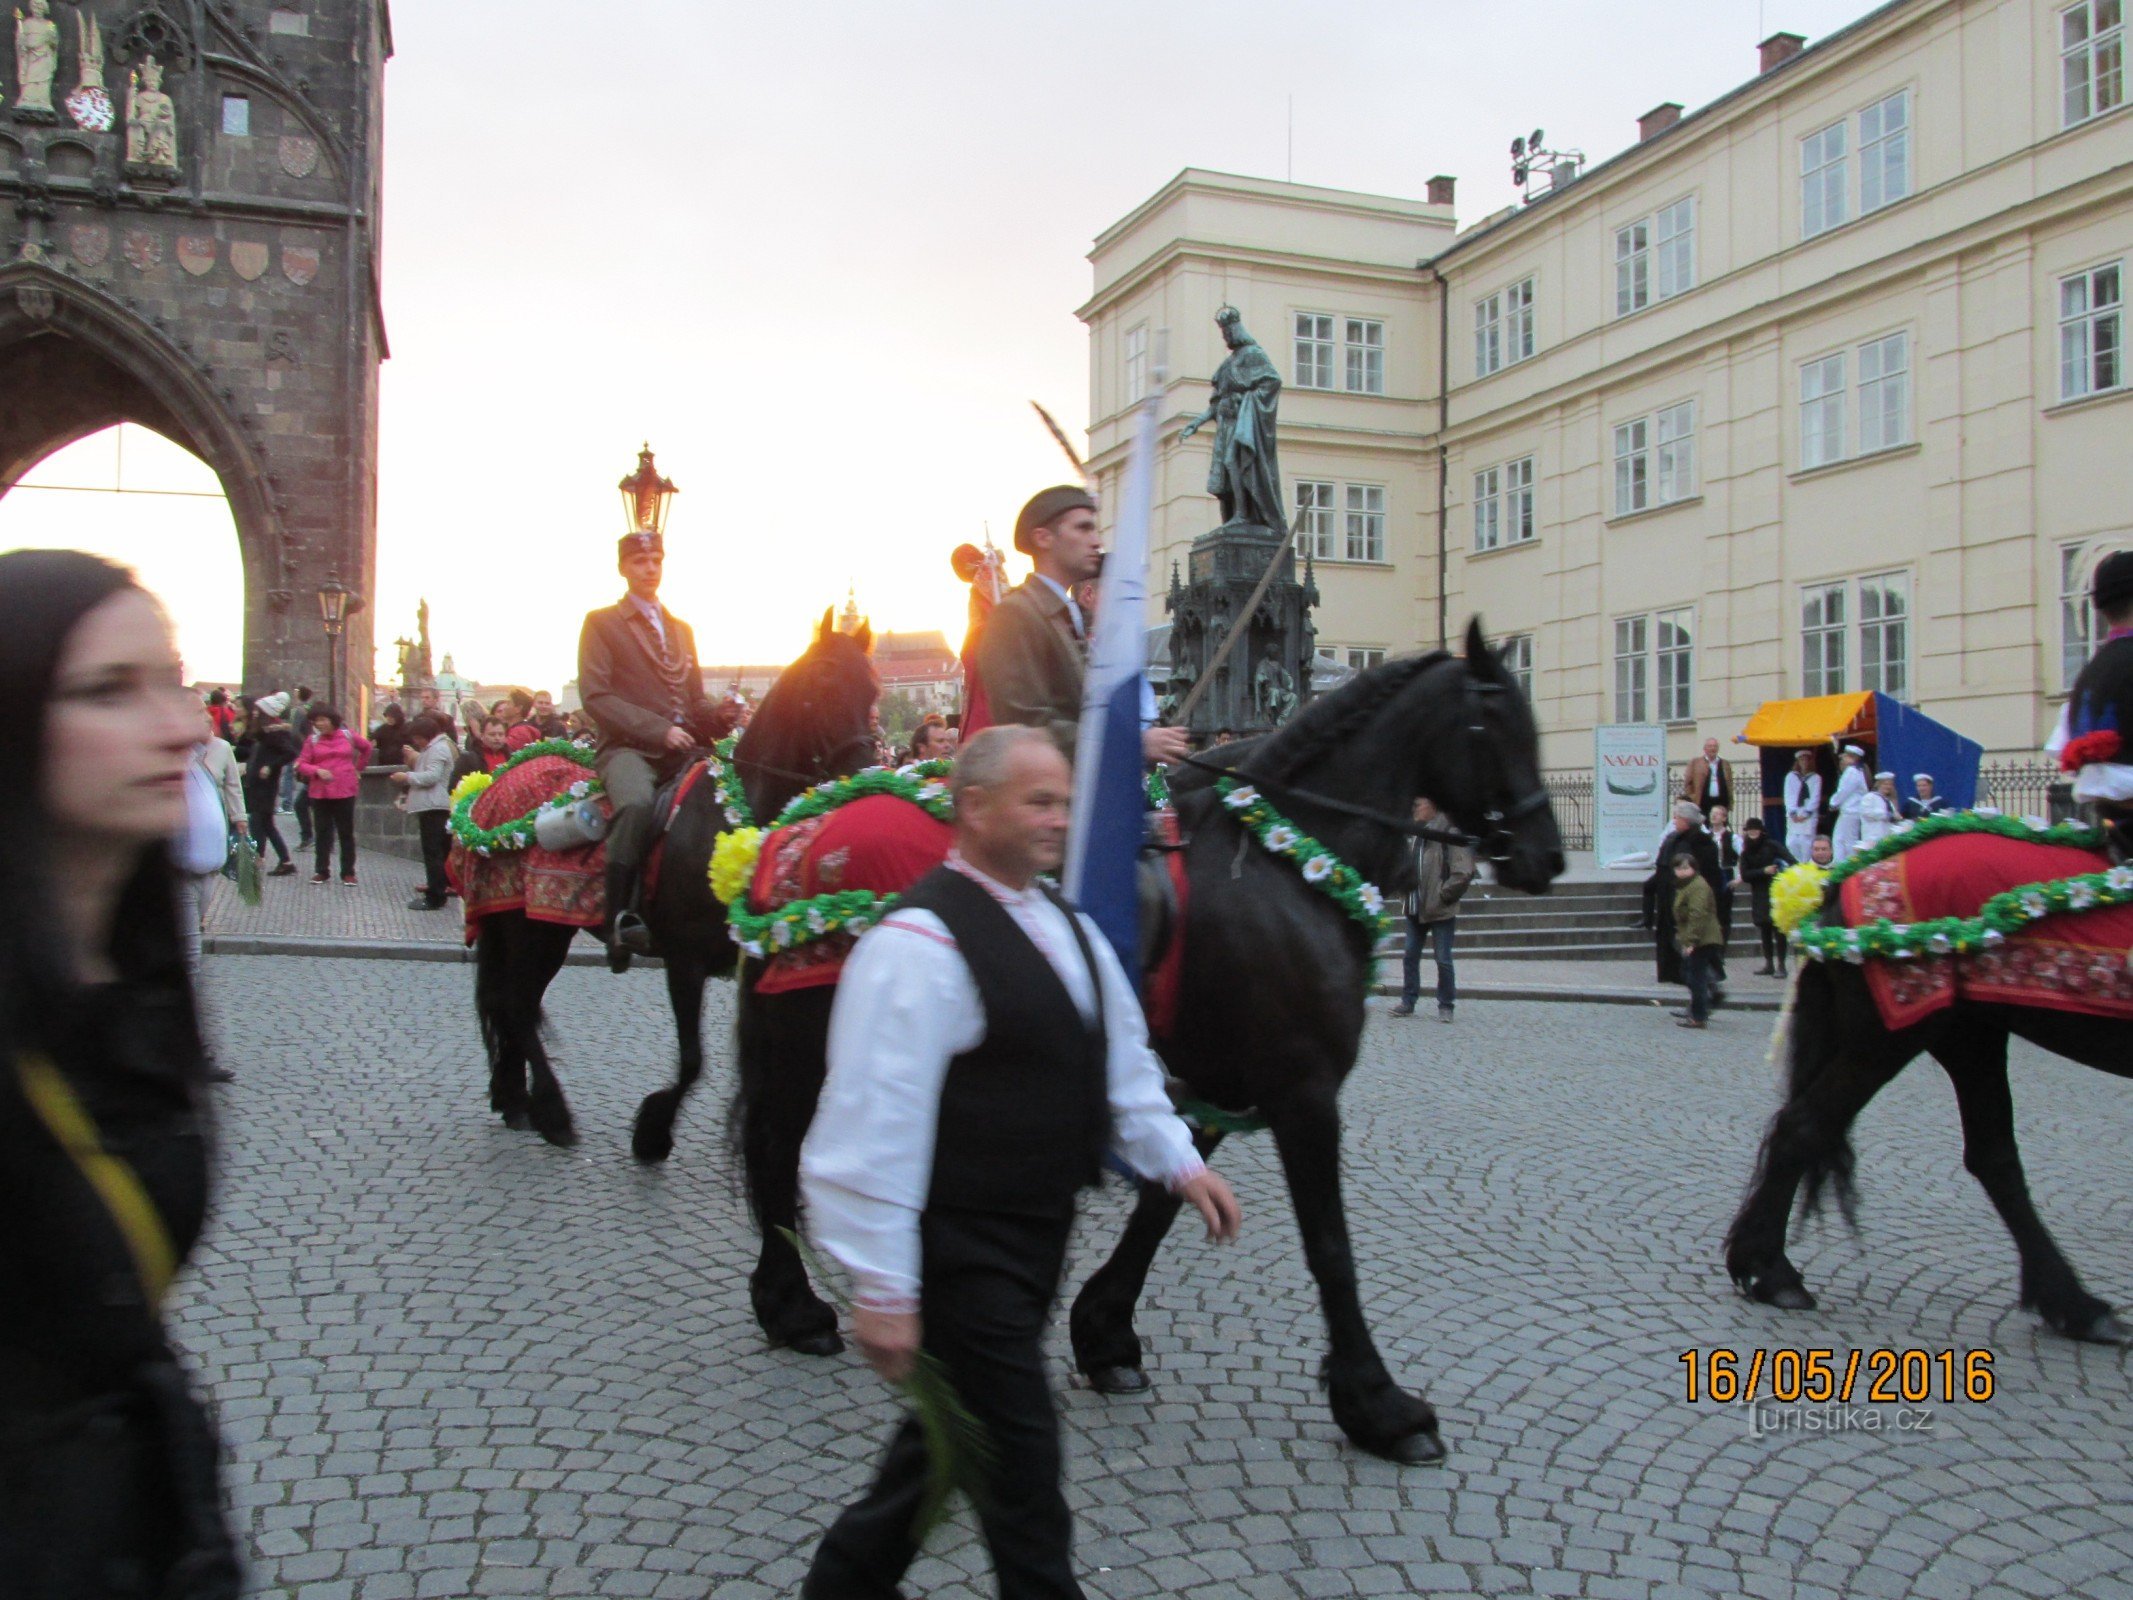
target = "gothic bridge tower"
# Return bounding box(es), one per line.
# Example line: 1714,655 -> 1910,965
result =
0,1 -> 390,702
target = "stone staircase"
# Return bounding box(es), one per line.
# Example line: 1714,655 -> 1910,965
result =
1418,878 -> 1767,962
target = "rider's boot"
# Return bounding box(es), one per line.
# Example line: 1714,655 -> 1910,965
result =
604,859 -> 651,973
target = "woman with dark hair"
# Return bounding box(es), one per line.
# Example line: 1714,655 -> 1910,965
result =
240,695 -> 300,876
293,705 -> 372,885
0,549 -> 243,1598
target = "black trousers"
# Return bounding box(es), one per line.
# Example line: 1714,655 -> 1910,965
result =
311,797 -> 356,878
416,810 -> 450,905
804,1208 -> 1082,1600
244,782 -> 289,866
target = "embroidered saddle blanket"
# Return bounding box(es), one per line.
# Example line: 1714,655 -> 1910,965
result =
1840,833 -> 2133,1030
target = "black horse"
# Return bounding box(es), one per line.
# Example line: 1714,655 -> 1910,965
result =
470,611 -> 878,1154
736,621 -> 1567,1461
1725,952 -> 2131,1343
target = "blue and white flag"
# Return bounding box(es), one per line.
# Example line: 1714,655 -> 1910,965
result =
1063,383 -> 1159,975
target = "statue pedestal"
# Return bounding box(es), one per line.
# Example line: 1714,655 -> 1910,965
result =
1164,521 -> 1319,739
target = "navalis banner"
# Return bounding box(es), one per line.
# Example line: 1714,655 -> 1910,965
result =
1594,724 -> 1670,865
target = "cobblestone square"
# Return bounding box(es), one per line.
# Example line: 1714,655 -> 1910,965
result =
186,955 -> 2133,1600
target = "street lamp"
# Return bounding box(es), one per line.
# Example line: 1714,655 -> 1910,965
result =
317,571 -> 355,713
618,443 -> 679,536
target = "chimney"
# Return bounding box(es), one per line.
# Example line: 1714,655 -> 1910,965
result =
1638,103 -> 1683,142
1759,31 -> 1806,72
1426,174 -> 1456,206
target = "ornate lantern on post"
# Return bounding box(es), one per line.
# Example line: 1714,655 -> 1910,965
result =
618,443 -> 679,537
316,570 -> 357,712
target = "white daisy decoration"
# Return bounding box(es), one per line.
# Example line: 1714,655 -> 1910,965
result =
771,921 -> 795,949
1263,824 -> 1299,852
1223,786 -> 1258,810
2068,881 -> 2098,910
1358,884 -> 1385,916
1302,855 -> 1334,883
2020,891 -> 2049,920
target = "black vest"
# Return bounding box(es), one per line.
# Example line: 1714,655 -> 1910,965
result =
896,867 -> 1110,1220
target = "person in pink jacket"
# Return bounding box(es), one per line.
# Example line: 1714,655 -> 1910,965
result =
295,706 -> 373,884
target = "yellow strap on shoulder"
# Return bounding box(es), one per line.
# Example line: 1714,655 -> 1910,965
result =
15,1052 -> 179,1305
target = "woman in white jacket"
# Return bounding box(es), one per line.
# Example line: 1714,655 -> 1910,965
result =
1857,771 -> 1903,849
1829,744 -> 1870,859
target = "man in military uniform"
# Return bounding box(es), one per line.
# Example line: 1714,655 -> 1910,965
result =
975,485 -> 1190,766
577,527 -> 712,970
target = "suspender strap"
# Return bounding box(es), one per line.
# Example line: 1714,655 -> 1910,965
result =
15,1052 -> 179,1305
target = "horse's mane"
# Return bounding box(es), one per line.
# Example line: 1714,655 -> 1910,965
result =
1247,651 -> 1452,784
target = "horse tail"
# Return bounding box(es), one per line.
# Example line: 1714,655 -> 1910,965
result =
724,959 -> 764,1216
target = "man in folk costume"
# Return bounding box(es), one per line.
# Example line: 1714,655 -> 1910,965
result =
1782,749 -> 1823,865
576,525 -> 711,970
2048,549 -> 2133,861
1828,743 -> 1870,861
974,486 -> 1190,766
1682,736 -> 1733,814
799,726 -> 1240,1600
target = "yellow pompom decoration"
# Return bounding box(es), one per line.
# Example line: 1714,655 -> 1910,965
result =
709,827 -> 766,908
450,770 -> 493,808
1769,861 -> 1831,935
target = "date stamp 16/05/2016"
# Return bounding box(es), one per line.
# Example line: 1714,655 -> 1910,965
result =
1681,1348 -> 1994,1439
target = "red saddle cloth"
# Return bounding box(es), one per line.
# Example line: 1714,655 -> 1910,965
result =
448,755 -> 613,943
748,794 -> 954,994
1840,833 -> 2133,1030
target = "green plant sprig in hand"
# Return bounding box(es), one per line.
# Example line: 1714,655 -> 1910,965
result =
778,1226 -> 994,1542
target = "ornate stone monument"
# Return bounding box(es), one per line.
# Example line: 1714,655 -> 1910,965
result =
1163,307 -> 1319,737
10,0 -> 60,121
124,53 -> 177,177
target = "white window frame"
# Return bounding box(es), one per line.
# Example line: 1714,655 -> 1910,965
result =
1800,352 -> 1847,469
2062,0 -> 2126,128
1344,318 -> 1386,394
1655,607 -> 1695,724
1857,332 -> 1910,454
1476,279 -> 1535,376
1475,292 -> 1504,378
2062,540 -> 2103,690
1654,198 -> 1696,302
1344,647 -> 1387,671
1613,615 -> 1650,724
1858,91 -> 1911,214
2059,261 -> 2124,402
1344,483 -> 1386,562
1293,479 -> 1338,561
1294,312 -> 1335,390
1801,120 -> 1849,239
1801,582 -> 1849,696
1613,418 -> 1650,515
1123,323 -> 1148,405
1472,458 -> 1535,553
1472,464 -> 1502,551
1858,571 -> 1910,700
1499,633 -> 1534,701
1614,403 -> 1695,515
1614,219 -> 1651,316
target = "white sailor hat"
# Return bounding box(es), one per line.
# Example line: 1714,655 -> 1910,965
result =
1842,744 -> 1866,758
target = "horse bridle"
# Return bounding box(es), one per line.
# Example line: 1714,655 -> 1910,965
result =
1175,674 -> 1548,864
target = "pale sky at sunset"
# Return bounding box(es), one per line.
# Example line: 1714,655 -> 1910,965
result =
2,0 -> 1888,690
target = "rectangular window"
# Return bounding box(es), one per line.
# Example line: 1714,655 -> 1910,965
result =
1802,582 -> 1848,696
1655,198 -> 1696,301
1504,455 -> 1535,544
1294,480 -> 1338,561
1123,324 -> 1147,404
221,95 -> 251,137
2063,0 -> 2126,127
1801,121 -> 1849,238
2063,541 -> 2101,689
2059,262 -> 2123,401
1613,418 -> 1649,515
1615,219 -> 1650,316
1499,633 -> 1534,701
1473,465 -> 1502,552
1344,484 -> 1386,562
1345,647 -> 1388,671
1613,615 -> 1650,723
1857,332 -> 1910,454
1859,571 -> 1910,700
1800,353 -> 1847,469
1654,402 -> 1696,505
1475,292 -> 1503,377
1505,279 -> 1534,364
1859,91 -> 1911,213
1655,607 -> 1694,723
1294,313 -> 1335,389
1344,318 -> 1385,394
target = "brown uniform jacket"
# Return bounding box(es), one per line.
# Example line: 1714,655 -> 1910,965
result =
576,598 -> 711,758
1681,755 -> 1733,813
975,577 -> 1086,757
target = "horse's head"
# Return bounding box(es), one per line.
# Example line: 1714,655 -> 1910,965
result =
1434,618 -> 1565,894
735,606 -> 882,819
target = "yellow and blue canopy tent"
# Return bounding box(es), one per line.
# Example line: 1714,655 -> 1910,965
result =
1738,690 -> 1983,825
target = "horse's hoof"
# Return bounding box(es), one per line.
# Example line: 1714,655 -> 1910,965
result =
783,1331 -> 845,1357
1083,1365 -> 1152,1396
630,1127 -> 673,1164
2071,1310 -> 2130,1344
533,1117 -> 578,1149
1380,1429 -> 1447,1466
501,1109 -> 531,1131
1764,1283 -> 1817,1312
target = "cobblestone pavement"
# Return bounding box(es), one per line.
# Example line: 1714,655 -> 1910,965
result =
184,956 -> 2132,1600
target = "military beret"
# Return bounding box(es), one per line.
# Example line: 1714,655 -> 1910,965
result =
1013,485 -> 1096,554
2094,549 -> 2133,612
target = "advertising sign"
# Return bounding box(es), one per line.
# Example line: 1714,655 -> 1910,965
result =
1594,724 -> 1670,865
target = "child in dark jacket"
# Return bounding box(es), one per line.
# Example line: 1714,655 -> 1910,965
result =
1672,854 -> 1723,1028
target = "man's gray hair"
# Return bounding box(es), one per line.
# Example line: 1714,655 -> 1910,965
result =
1673,800 -> 1705,825
949,724 -> 1060,809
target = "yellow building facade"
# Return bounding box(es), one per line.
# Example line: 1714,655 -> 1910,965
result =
1082,0 -> 2131,764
